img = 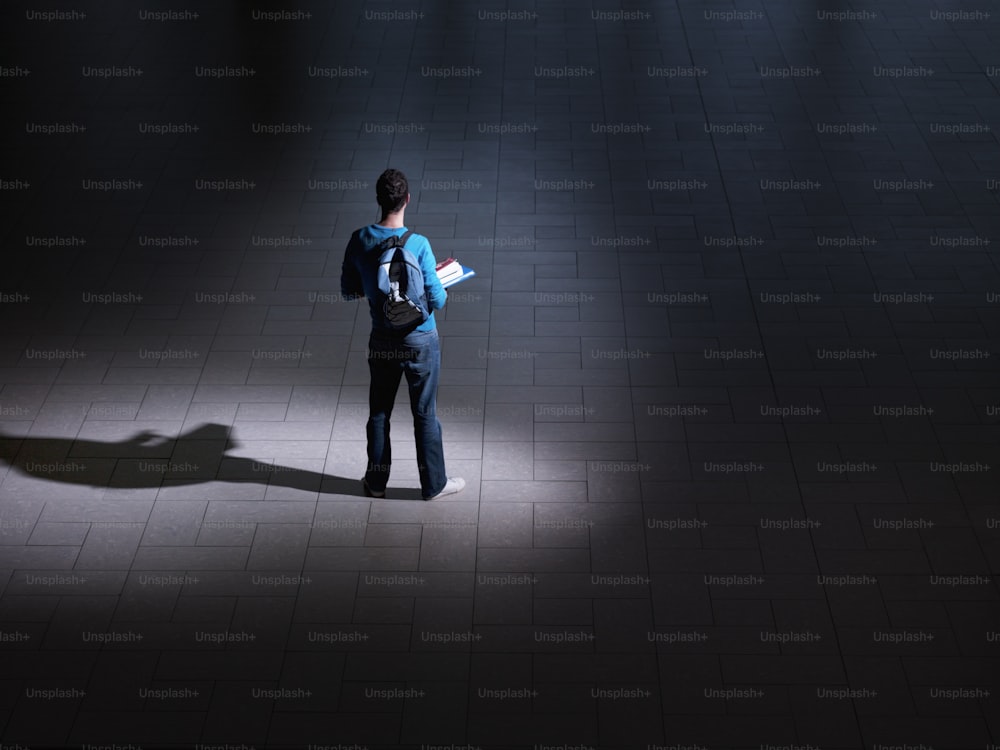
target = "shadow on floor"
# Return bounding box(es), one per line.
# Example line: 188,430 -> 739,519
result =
0,422 -> 424,500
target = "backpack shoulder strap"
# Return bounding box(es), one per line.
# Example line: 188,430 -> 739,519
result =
375,229 -> 414,253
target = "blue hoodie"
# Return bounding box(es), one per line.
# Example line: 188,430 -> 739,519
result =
341,224 -> 447,333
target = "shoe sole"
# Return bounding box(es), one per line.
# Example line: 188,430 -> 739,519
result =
362,480 -> 385,499
423,483 -> 466,501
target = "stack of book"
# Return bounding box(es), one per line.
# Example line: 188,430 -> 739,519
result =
435,257 -> 475,288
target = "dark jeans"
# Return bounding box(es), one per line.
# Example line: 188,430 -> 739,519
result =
365,328 -> 447,498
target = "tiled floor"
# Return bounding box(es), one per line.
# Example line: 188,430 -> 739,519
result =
1,0 -> 999,748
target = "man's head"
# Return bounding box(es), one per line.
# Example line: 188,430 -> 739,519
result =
376,168 -> 409,218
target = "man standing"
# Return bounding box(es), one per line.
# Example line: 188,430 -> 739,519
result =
340,168 -> 466,501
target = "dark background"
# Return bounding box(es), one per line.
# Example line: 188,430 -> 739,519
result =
1,1 -> 999,748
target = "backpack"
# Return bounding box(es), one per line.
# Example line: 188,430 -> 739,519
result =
375,230 -> 429,331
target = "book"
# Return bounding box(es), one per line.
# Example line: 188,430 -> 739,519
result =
436,258 -> 476,288
442,265 -> 475,288
436,257 -> 463,283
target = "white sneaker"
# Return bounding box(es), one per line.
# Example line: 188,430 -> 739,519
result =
424,477 -> 466,500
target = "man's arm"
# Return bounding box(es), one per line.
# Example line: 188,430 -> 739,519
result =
419,237 -> 447,311
340,232 -> 364,300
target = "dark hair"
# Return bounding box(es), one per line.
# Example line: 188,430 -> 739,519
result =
376,168 -> 409,215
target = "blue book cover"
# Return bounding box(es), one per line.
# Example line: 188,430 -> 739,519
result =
441,264 -> 476,288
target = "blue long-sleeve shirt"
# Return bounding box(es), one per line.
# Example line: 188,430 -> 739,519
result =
341,224 -> 447,333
